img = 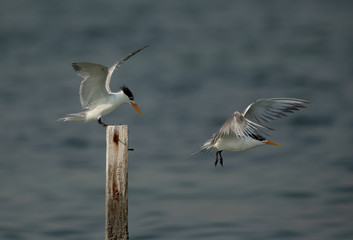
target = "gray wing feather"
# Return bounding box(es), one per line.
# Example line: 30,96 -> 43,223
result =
243,98 -> 310,124
72,46 -> 148,109
72,63 -> 109,109
201,98 -> 309,153
211,112 -> 269,145
105,46 -> 148,93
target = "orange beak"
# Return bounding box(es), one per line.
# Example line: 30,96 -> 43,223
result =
265,140 -> 280,146
131,102 -> 142,116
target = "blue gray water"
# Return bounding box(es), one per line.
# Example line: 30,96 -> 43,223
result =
1,1 -> 353,239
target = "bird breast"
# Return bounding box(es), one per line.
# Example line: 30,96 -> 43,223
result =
214,135 -> 264,151
85,93 -> 128,120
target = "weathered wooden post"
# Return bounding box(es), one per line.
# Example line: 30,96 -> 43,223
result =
105,125 -> 129,240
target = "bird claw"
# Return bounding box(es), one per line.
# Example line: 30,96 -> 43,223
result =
215,151 -> 224,167
98,118 -> 108,127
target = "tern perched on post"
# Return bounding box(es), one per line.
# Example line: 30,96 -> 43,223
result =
200,98 -> 310,166
60,46 -> 147,127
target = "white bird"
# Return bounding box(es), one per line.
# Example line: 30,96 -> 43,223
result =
60,46 -> 147,127
200,98 -> 310,166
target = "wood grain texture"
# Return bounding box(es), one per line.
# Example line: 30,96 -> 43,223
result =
105,125 -> 129,240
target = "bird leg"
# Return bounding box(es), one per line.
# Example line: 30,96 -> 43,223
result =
98,118 -> 108,127
215,151 -> 224,167
219,151 -> 223,167
215,152 -> 219,166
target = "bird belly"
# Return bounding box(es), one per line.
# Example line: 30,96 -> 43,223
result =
214,136 -> 264,152
85,103 -> 118,121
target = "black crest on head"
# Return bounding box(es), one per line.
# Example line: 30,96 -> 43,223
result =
72,63 -> 81,72
120,85 -> 134,101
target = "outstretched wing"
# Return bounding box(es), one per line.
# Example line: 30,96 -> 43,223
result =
211,112 -> 270,143
242,98 -> 310,124
105,46 -> 148,93
72,62 -> 109,109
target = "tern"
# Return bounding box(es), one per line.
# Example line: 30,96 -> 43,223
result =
60,46 -> 147,127
200,98 -> 310,166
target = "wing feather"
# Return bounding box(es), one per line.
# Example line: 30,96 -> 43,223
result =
243,98 -> 310,124
211,112 -> 270,144
72,63 -> 109,109
105,46 -> 148,93
72,46 -> 148,109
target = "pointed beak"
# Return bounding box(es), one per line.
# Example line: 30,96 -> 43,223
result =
130,102 -> 142,116
265,140 -> 280,146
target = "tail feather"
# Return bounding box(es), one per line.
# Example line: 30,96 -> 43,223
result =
191,138 -> 215,156
199,138 -> 215,154
58,112 -> 86,122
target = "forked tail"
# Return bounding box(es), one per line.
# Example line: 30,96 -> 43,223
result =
199,138 -> 214,154
58,112 -> 86,122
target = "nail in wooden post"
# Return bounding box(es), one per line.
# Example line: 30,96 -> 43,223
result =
105,125 -> 129,240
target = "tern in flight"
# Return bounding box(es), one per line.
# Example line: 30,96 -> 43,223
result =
200,98 -> 310,166
60,46 -> 147,127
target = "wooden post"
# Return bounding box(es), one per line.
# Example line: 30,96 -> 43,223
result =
105,125 -> 129,240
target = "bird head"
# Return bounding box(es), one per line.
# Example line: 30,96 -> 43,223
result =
121,85 -> 142,116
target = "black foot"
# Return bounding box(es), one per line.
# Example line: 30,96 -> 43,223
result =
128,148 -> 134,151
220,151 -> 223,167
215,151 -> 224,167
98,118 -> 108,127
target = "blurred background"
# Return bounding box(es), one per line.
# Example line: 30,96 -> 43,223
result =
1,0 -> 352,239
